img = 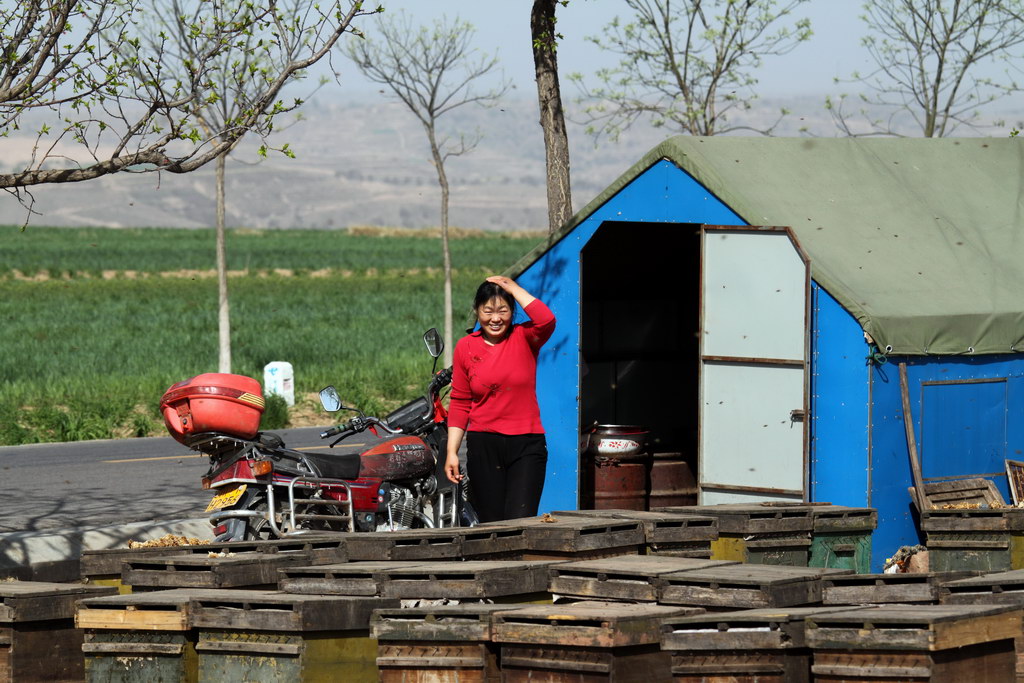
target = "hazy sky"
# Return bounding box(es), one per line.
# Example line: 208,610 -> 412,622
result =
336,1 -> 874,99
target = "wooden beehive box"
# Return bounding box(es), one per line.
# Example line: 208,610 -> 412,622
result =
190,590 -> 398,683
661,606 -> 865,683
0,581 -> 117,683
806,604 -> 1022,682
77,588 -> 226,683
492,515 -> 645,560
654,503 -> 815,566
493,601 -> 699,682
921,508 -> 1024,573
657,564 -> 852,610
553,509 -> 719,557
823,572 -> 976,606
939,570 -> 1024,682
808,506 -> 877,573
372,604 -> 510,682
122,551 -> 313,590
548,555 -> 737,603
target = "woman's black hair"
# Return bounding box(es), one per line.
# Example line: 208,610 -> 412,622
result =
467,281 -> 516,333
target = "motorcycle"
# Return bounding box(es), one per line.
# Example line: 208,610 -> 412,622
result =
161,328 -> 475,541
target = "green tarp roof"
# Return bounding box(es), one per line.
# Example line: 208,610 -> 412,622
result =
514,136 -> 1024,356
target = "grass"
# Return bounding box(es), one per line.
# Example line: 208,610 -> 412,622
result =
1,224 -> 541,277
0,225 -> 541,445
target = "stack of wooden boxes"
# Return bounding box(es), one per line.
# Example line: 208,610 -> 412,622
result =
11,502 -> 1024,681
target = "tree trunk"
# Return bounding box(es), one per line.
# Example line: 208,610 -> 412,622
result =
531,0 -> 572,233
215,153 -> 231,374
428,127 -> 454,368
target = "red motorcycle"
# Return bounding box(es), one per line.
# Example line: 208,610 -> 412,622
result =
160,329 -> 475,541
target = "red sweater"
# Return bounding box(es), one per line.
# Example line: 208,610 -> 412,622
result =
448,299 -> 556,435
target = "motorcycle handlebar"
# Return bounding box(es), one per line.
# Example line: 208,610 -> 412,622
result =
319,425 -> 344,439
430,367 -> 453,393
320,415 -> 404,443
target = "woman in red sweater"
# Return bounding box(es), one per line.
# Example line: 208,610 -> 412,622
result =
444,275 -> 556,522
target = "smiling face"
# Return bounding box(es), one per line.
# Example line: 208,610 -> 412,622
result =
477,296 -> 513,344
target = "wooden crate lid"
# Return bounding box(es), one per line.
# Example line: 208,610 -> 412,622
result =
651,503 -> 815,534
941,568 -> 1024,604
920,507 -> 1021,532
549,556 -> 735,603
123,551 -> 309,590
552,554 -> 736,578
660,564 -> 852,588
76,588 -> 229,631
456,525 -> 530,557
658,565 -> 851,610
552,509 -> 719,543
493,601 -> 699,648
805,604 -> 1024,651
662,606 -> 867,652
808,506 -> 878,532
343,528 -> 464,561
488,516 -> 645,552
371,604 -> 512,641
81,534 -> 348,577
188,589 -> 398,632
822,571 -> 977,606
278,561 -> 431,596
379,560 -> 560,599
0,581 -> 116,623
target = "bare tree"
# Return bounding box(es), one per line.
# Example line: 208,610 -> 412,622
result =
532,0 -> 573,233
133,0 -> 329,373
570,0 -> 811,140
0,0 -> 378,215
828,0 -> 1024,137
347,12 -> 509,366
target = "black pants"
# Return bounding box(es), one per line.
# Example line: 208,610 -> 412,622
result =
465,431 -> 547,523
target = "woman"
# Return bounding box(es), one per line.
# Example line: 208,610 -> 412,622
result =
444,275 -> 556,522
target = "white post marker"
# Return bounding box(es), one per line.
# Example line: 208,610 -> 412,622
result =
263,361 -> 295,406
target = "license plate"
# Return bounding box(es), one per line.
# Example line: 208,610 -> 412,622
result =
205,484 -> 247,512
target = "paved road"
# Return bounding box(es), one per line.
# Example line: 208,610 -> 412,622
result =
0,426 -> 375,533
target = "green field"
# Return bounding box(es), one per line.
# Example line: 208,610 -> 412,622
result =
0,225 -> 541,445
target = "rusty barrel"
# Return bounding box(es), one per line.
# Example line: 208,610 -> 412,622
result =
649,451 -> 698,508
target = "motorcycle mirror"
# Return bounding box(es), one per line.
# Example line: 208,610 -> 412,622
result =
318,386 -> 343,412
423,328 -> 444,358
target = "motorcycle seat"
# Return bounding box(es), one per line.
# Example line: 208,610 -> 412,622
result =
300,451 -> 361,480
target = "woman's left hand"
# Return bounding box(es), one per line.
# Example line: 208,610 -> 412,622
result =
486,275 -> 518,292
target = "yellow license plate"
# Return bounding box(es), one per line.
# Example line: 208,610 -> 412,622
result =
205,484 -> 247,512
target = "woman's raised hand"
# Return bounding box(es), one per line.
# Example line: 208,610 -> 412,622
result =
485,275 -> 517,292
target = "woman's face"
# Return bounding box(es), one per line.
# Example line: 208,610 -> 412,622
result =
477,296 -> 512,344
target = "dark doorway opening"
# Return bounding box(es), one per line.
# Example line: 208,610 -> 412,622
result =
579,221 -> 701,507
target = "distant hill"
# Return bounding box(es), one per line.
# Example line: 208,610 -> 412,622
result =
1,95 -> 1015,231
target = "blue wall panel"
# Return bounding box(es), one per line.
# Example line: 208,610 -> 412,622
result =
518,160 -> 745,512
810,284 -> 871,508
870,356 -> 1024,570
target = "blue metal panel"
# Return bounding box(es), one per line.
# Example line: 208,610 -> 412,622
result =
517,160 -> 746,513
920,380 -> 1008,490
870,356 -> 1024,570
809,283 -> 870,508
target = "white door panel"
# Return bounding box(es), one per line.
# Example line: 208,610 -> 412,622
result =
698,227 -> 809,503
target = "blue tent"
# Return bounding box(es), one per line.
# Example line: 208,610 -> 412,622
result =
507,136 -> 1024,571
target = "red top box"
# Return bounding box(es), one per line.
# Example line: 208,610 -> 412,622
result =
161,373 -> 265,444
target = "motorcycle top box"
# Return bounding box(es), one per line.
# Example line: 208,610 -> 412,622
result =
161,373 -> 265,444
